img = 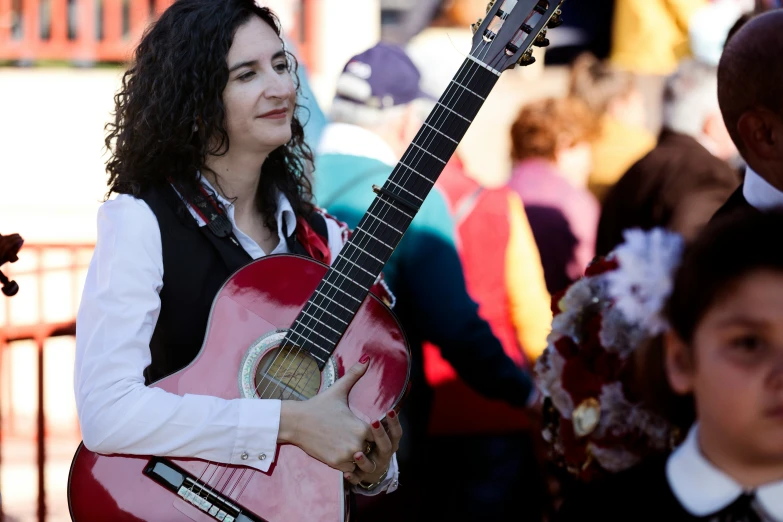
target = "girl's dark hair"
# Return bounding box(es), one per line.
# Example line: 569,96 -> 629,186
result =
638,210 -> 783,436
667,210 -> 783,344
105,0 -> 314,229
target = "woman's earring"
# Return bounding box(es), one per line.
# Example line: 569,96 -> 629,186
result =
192,123 -> 199,133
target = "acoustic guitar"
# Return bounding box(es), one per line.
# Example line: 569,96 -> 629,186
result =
67,1 -> 565,520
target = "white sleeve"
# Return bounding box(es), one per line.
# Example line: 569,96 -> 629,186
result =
352,454 -> 400,496
74,195 -> 280,472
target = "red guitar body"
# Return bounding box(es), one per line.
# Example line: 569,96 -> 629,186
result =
67,255 -> 411,522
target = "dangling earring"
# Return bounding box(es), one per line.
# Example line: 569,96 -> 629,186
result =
192,122 -> 199,133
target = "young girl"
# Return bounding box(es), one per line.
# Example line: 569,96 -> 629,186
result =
537,210 -> 783,521
73,0 -> 400,499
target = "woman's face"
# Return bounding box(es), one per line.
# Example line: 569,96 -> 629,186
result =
221,16 -> 296,156
667,270 -> 783,466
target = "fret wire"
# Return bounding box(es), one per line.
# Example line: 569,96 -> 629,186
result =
387,179 -> 424,201
355,227 -> 394,251
289,59 -> 501,366
345,239 -> 388,266
366,210 -> 404,235
424,122 -> 458,144
327,262 -> 373,291
431,111 -> 466,135
320,276 -> 364,304
435,102 -> 472,123
411,131 -> 458,162
373,195 -> 414,220
398,160 -> 435,184
313,288 -> 355,315
286,329 -> 330,356
300,310 -> 342,336
304,299 -> 348,326
335,253 -> 377,278
294,319 -> 339,345
411,142 -> 447,165
322,264 -> 375,302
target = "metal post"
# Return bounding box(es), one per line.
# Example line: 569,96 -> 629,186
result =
37,337 -> 45,522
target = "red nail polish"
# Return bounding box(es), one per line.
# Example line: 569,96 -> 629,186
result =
359,354 -> 370,364
387,410 -> 396,419
356,454 -> 363,460
372,420 -> 381,429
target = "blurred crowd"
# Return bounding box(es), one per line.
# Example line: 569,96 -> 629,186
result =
289,0 -> 783,521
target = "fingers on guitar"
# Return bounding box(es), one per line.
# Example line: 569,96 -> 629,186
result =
384,409 -> 403,454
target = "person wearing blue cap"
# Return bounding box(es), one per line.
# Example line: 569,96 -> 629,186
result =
313,43 -> 541,520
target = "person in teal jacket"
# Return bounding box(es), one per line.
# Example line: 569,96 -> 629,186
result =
313,43 -> 538,521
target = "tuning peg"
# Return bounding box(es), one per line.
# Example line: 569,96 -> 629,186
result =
471,17 -> 483,35
547,8 -> 563,28
486,0 -> 496,14
517,51 -> 536,67
534,32 -> 550,48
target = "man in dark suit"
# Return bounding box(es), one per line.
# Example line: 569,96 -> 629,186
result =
596,58 -> 740,256
714,9 -> 783,219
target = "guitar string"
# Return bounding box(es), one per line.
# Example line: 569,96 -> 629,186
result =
178,27 -> 494,511
181,1 -> 548,506
256,37 -> 493,402
278,1 -> 553,414
272,5 -> 538,406
275,36 -> 500,404
175,50 -> 492,510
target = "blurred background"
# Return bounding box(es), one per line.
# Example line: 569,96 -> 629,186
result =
0,0 -> 770,520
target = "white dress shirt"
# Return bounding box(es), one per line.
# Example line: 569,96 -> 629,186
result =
74,177 -> 398,495
743,166 -> 783,212
667,424 -> 783,520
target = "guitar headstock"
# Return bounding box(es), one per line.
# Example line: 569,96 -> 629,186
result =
469,0 -> 565,71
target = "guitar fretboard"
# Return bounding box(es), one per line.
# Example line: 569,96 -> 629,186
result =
288,58 -> 500,368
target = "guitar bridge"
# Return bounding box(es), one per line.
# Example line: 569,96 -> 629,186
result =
143,457 -> 262,522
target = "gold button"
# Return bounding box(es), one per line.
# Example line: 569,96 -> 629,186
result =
258,453 -> 266,461
240,452 -> 249,460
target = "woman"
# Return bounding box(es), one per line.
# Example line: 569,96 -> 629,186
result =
73,0 -> 400,498
506,97 -> 600,296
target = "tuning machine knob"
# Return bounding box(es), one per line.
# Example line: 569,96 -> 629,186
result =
533,30 -> 550,47
517,51 -> 536,67
547,8 -> 563,28
486,0 -> 496,14
471,17 -> 483,35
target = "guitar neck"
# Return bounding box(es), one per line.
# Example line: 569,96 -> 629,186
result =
287,58 -> 500,367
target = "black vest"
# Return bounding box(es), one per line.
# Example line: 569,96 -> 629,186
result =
137,185 -> 327,384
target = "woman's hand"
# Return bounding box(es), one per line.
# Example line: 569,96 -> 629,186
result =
278,357 -> 374,473
343,408 -> 402,487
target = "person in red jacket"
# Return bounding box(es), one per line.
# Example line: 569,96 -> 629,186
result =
421,155 -> 554,521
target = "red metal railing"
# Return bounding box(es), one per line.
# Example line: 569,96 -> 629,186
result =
0,0 -> 174,62
0,0 -> 315,65
0,243 -> 93,522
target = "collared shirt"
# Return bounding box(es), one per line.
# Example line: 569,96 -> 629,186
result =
74,176 -> 398,495
667,425 -> 783,520
743,166 -> 783,212
317,122 -> 398,166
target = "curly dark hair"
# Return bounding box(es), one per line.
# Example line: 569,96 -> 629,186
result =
105,0 -> 314,229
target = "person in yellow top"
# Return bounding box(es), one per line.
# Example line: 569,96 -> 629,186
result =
610,0 -> 707,76
570,53 -> 657,201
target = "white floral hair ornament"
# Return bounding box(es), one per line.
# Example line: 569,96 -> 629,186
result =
535,227 -> 685,480
605,228 -> 685,336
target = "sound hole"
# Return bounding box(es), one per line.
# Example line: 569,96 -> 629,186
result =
254,345 -> 321,401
